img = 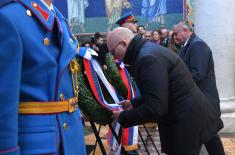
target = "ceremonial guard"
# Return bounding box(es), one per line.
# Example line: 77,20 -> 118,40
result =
0,0 -> 86,154
115,12 -> 138,34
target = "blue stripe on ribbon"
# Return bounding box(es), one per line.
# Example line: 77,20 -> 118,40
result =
77,47 -> 87,58
128,127 -> 134,145
87,59 -> 121,110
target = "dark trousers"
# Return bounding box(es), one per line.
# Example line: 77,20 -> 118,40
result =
163,145 -> 202,155
184,146 -> 202,155
205,134 -> 225,155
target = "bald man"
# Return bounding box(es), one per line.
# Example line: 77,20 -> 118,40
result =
107,27 -> 223,155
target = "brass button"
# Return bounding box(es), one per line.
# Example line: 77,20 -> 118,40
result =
63,123 -> 68,130
69,38 -> 74,43
60,93 -> 64,101
26,10 -> 32,16
43,38 -> 50,46
32,2 -> 38,7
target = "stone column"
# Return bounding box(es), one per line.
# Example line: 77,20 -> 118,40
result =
194,0 -> 235,133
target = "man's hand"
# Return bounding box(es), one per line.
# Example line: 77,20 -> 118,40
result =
118,100 -> 133,110
113,110 -> 122,121
103,64 -> 108,70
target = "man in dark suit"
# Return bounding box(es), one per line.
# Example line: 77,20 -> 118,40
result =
107,27 -> 224,155
160,27 -> 169,47
173,21 -> 225,155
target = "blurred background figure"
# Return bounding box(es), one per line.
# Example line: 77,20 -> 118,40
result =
91,32 -> 109,69
160,27 -> 169,47
141,0 -> 167,28
91,32 -> 104,52
137,25 -> 146,37
152,29 -> 162,44
168,33 -> 181,55
143,31 -> 152,40
105,0 -> 132,30
81,41 -> 92,48
67,0 -> 89,32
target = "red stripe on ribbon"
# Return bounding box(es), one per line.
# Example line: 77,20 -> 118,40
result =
118,65 -> 136,146
122,128 -> 129,145
119,68 -> 132,100
83,59 -> 121,111
83,59 -> 108,109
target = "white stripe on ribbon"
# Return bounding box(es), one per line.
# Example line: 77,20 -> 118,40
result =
113,122 -> 121,151
91,58 -> 122,150
90,54 -> 139,152
91,59 -> 120,104
132,126 -> 139,144
77,47 -> 92,60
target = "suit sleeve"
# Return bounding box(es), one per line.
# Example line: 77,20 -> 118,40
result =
119,55 -> 169,128
0,12 -> 22,155
130,96 -> 142,108
188,42 -> 211,84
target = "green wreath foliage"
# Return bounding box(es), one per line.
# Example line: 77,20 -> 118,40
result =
76,58 -> 113,125
105,53 -> 128,98
76,54 -> 135,124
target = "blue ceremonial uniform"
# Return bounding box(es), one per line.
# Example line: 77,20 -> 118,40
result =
0,0 -> 86,155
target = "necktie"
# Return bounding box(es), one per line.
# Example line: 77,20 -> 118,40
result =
180,45 -> 186,57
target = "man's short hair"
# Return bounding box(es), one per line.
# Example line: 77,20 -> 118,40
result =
177,20 -> 193,32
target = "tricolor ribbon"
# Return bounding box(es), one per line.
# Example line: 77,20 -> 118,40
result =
108,60 -> 139,151
117,61 -> 139,149
77,47 -> 122,111
117,61 -> 135,99
77,48 -> 138,151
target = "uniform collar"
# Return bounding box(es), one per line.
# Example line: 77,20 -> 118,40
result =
40,0 -> 54,12
19,0 -> 55,31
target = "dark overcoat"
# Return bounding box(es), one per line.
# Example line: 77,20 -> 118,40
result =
180,33 -> 221,116
118,36 -> 223,155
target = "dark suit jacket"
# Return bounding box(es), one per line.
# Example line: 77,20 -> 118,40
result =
119,36 -> 223,155
180,33 -> 221,116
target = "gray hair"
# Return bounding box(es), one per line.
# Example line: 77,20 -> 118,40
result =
175,20 -> 193,32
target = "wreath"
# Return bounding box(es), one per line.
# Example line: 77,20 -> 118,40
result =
76,53 -> 134,125
104,53 -> 128,98
76,58 -> 113,125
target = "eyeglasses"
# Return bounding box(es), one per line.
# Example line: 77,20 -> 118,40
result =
109,41 -> 122,53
